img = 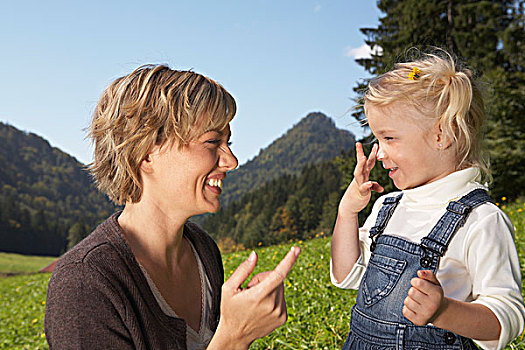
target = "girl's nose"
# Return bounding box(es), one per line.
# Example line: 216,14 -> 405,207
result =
376,145 -> 385,161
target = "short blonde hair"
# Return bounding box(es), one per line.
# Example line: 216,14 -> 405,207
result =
88,64 -> 236,204
364,50 -> 489,181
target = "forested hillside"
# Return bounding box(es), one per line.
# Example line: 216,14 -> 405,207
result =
0,122 -> 115,256
201,144 -> 395,251
220,112 -> 355,206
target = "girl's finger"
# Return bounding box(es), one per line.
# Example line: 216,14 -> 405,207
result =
358,181 -> 373,196
404,295 -> 422,311
355,142 -> 365,160
407,286 -> 427,305
402,305 -> 416,319
370,182 -> 384,193
366,144 -> 378,171
353,155 -> 368,184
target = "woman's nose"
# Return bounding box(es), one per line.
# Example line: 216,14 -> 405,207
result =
376,145 -> 385,161
219,145 -> 238,171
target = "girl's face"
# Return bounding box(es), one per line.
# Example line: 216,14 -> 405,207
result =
143,124 -> 238,218
366,102 -> 457,190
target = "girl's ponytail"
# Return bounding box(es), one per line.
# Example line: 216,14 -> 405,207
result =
434,58 -> 489,183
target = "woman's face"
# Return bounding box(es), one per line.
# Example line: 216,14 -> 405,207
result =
143,124 -> 238,218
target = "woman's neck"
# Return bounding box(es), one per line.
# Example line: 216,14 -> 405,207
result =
117,199 -> 188,271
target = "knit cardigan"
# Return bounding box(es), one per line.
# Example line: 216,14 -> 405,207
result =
45,212 -> 224,350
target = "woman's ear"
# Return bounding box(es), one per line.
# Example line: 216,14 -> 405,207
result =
139,151 -> 156,174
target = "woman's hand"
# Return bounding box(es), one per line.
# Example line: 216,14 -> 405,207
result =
339,142 -> 383,215
208,247 -> 301,349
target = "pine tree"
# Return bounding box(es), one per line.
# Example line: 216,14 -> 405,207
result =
352,0 -> 524,198
67,220 -> 88,250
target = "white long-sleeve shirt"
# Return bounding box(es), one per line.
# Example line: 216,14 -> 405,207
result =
330,168 -> 525,350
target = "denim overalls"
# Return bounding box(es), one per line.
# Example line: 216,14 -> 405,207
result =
343,188 -> 492,350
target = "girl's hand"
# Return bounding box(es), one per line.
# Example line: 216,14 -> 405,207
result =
403,270 -> 447,326
339,142 -> 384,215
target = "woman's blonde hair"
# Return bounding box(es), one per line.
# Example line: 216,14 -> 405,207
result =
364,50 -> 490,181
88,64 -> 236,204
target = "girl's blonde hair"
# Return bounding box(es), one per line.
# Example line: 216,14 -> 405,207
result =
364,50 -> 490,181
88,64 -> 236,205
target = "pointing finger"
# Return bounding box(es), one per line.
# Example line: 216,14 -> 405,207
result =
258,247 -> 301,291
223,251 -> 258,291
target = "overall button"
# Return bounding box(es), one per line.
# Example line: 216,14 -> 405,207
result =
444,332 -> 456,345
420,256 -> 431,268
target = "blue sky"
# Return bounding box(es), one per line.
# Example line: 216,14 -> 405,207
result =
0,1 -> 381,165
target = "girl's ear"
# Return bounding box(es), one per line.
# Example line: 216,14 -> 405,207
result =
434,122 -> 454,150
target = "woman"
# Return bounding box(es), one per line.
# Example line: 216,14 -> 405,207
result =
45,65 -> 300,349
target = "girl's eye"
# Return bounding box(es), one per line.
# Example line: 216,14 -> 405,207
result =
384,137 -> 394,141
206,139 -> 221,145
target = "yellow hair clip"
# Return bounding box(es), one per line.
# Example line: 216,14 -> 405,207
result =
408,67 -> 421,80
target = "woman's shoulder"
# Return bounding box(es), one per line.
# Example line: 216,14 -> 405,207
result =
52,213 -> 133,282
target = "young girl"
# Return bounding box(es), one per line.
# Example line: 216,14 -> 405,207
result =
331,52 -> 524,350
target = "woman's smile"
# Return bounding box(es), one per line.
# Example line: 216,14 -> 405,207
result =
205,176 -> 224,195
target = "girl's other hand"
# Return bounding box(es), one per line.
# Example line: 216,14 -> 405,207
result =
339,142 -> 384,215
403,270 -> 447,326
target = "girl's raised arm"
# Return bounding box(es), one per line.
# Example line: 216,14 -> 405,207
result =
331,142 -> 383,282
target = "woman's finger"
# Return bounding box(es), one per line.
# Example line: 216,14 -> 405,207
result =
223,251 -> 258,291
257,247 -> 300,293
247,271 -> 272,288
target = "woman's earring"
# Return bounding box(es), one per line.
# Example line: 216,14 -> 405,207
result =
438,143 -> 443,148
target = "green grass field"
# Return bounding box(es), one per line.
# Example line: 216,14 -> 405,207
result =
0,253 -> 56,275
0,199 -> 524,349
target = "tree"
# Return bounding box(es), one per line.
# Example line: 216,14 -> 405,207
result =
299,197 -> 318,233
352,0 -> 524,199
67,220 -> 88,250
317,191 -> 341,232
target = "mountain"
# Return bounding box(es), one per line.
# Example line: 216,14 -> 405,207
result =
220,112 -> 355,207
0,112 -> 354,255
0,122 -> 115,256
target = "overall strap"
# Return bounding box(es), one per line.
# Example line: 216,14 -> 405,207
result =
369,194 -> 403,251
419,188 -> 493,267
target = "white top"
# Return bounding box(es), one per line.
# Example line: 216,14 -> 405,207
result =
140,239 -> 214,350
330,168 -> 525,350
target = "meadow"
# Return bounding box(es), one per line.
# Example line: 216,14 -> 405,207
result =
0,198 -> 524,349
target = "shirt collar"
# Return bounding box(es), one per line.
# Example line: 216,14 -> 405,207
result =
401,168 -> 486,209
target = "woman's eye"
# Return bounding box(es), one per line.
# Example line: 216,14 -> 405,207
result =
227,141 -> 232,147
206,139 -> 221,145
384,137 -> 393,141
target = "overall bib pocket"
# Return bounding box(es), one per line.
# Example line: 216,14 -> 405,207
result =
362,253 -> 407,307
